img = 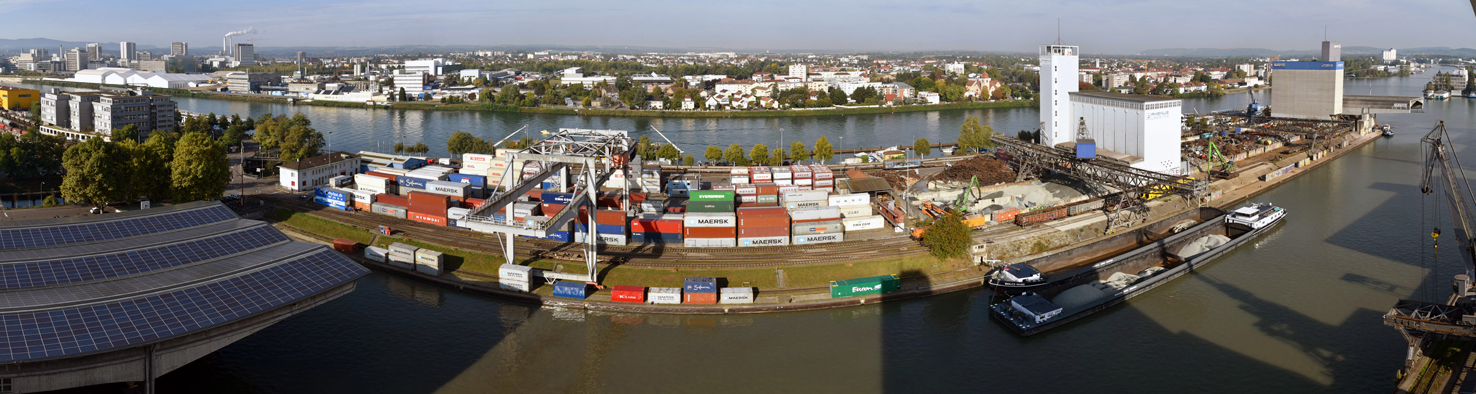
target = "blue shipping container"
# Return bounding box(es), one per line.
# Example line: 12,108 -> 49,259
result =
574,222 -> 627,235
542,192 -> 574,204
314,188 -> 349,210
552,280 -> 588,299
684,277 -> 718,293
631,232 -> 683,244
397,176 -> 432,189
448,173 -> 487,187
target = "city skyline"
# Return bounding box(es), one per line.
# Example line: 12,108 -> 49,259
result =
1,0 -> 1469,55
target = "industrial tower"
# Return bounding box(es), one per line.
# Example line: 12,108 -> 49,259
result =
1039,42 -> 1079,147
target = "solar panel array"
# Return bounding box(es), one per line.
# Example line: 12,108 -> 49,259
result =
0,205 -> 237,250
0,226 -> 288,290
0,250 -> 368,362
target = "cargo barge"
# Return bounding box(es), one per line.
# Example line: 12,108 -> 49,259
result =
986,207 -> 1206,296
989,203 -> 1286,336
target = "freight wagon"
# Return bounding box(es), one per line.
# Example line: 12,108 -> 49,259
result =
1015,206 -> 1069,226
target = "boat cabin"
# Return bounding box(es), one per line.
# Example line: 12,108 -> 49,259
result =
1000,263 -> 1044,283
1011,294 -> 1064,324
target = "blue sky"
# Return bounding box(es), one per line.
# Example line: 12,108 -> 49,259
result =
2,0 -> 1470,54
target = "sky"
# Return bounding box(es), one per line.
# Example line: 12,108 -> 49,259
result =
2,0 -> 1472,54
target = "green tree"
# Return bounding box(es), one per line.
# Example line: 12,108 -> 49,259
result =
656,143 -> 681,161
398,87 -> 408,101
724,144 -> 749,165
749,144 -> 769,166
139,132 -> 175,200
410,142 -> 429,154
111,124 -> 140,143
170,132 -> 232,203
635,134 -> 656,160
683,154 -> 695,166
393,142 -> 405,154
829,88 -> 848,105
704,145 -> 723,163
914,137 -> 932,157
771,147 -> 785,166
814,135 -> 834,163
279,124 -> 326,163
42,195 -> 59,207
61,138 -> 129,209
790,141 -> 811,163
957,116 -> 995,153
253,115 -> 285,149
447,131 -> 491,156
498,85 -> 520,104
217,124 -> 248,152
923,212 -> 970,259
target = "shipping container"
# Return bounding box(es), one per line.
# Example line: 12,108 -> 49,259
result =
720,287 -> 755,304
790,206 -> 842,221
827,193 -> 869,207
348,190 -> 376,210
648,287 -> 682,304
737,226 -> 788,238
397,176 -> 434,190
687,201 -> 735,213
408,210 -> 448,227
992,207 -> 1021,223
684,277 -> 718,293
364,171 -> 398,180
542,192 -> 575,204
314,187 -> 350,210
498,280 -> 531,292
1015,206 -> 1069,226
836,204 -> 872,218
447,173 -> 487,187
389,242 -> 420,255
407,191 -> 451,209
631,232 -> 684,244
332,238 -> 358,254
738,216 -> 790,228
842,215 -> 886,231
757,194 -> 779,204
632,217 -> 684,233
739,235 -> 790,247
498,264 -> 536,282
684,237 -> 737,248
552,280 -> 588,299
684,292 -> 718,304
794,232 -> 845,245
365,246 -> 388,263
792,221 -> 843,235
683,212 -> 737,228
689,190 -> 736,202
371,203 -> 408,219
387,250 -> 415,269
735,185 -> 758,195
574,231 -> 629,246
610,286 -> 646,303
685,226 -> 737,239
424,180 -> 471,198
783,200 -> 828,210
830,274 -> 901,298
414,249 -> 444,276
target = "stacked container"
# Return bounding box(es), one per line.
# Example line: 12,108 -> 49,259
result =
448,207 -> 471,228
753,183 -> 780,207
639,168 -> 663,194
683,277 -> 718,304
772,166 -> 793,186
551,280 -> 588,299
414,249 -> 444,276
348,190 -> 376,210
730,167 -> 750,185
446,173 -> 487,198
736,206 -> 790,247
355,173 -> 397,195
720,287 -> 755,304
734,183 -> 758,205
610,286 -> 646,303
407,192 -> 449,226
750,167 -> 773,184
781,190 -> 829,210
365,246 -> 388,263
632,214 -> 684,244
387,242 -> 419,270
424,180 -> 470,199
498,263 -> 535,292
688,190 -> 736,213
791,206 -> 845,245
314,187 -> 351,210
648,287 -> 682,304
842,215 -> 886,231
790,165 -> 813,187
683,212 -> 737,247
812,165 -> 835,192
829,193 -> 872,219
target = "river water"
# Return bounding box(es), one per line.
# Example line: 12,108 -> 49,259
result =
17,69 -> 1474,392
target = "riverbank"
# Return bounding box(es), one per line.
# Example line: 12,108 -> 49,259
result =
14,78 -> 1035,117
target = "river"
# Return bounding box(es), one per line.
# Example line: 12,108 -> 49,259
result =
19,68 -> 1475,393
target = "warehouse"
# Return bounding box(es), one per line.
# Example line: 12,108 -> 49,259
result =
1067,90 -> 1184,174
280,151 -> 361,191
1269,61 -> 1344,119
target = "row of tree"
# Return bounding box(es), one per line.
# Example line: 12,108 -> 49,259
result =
61,131 -> 230,209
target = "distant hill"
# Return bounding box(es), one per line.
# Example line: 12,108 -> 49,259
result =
1139,46 -> 1476,58
0,38 -> 164,55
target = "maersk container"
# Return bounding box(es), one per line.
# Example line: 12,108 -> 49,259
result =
631,232 -> 683,244
574,231 -> 629,246
610,286 -> 646,303
689,190 -> 735,202
648,287 -> 682,304
684,237 -> 736,248
794,232 -> 845,245
499,280 -> 531,293
387,251 -> 415,270
447,173 -> 487,187
842,215 -> 886,231
830,274 -> 901,298
720,287 -> 755,304
683,212 -> 737,228
792,221 -> 843,236
552,280 -> 589,299
365,246 -> 388,263
314,187 -> 349,210
783,200 -> 828,210
397,176 -> 433,190
790,206 -> 842,221
574,222 -> 627,235
498,264 -> 536,282
683,277 -> 718,293
414,249 -> 444,276
739,236 -> 789,247
371,203 -> 408,219
425,180 -> 471,198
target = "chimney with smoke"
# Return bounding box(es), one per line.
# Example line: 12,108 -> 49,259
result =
223,27 -> 255,56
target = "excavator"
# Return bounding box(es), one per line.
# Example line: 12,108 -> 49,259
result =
911,176 -> 989,239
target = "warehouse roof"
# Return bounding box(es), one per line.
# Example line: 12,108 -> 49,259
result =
280,151 -> 358,171
1070,90 -> 1181,103
844,177 -> 893,194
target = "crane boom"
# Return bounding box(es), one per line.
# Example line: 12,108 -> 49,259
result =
1421,121 -> 1476,280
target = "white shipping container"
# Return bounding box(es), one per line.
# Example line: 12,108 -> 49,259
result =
575,232 -> 629,246
356,173 -> 391,188
730,167 -> 750,175
752,173 -> 773,182
499,280 -> 531,292
425,181 -> 471,197
648,287 -> 682,304
790,206 -> 842,221
684,237 -> 737,248
795,178 -> 813,186
828,193 -> 869,207
837,204 -> 872,218
365,246 -> 388,263
350,190 -> 375,205
793,232 -> 845,245
738,236 -> 789,247
373,168 -> 408,176
388,251 -> 415,269
498,264 -> 537,282
415,249 -> 444,276
388,242 -> 420,255
720,287 -> 755,304
731,175 -> 750,184
784,200 -> 828,210
814,179 -> 835,187
683,212 -> 737,228
842,215 -> 886,231
782,190 -> 829,202
739,195 -> 757,203
735,185 -> 758,195
358,183 -> 390,195
447,207 -> 472,220
463,153 -> 496,163
778,186 -> 800,194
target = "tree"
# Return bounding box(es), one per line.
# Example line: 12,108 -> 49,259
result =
957,116 -> 995,153
447,131 -> 491,156
771,147 -> 785,166
218,124 -> 248,152
683,154 -> 695,166
139,132 -> 175,200
656,144 -> 681,161
829,88 -> 848,105
253,115 -> 285,149
790,141 -> 811,163
409,142 -> 429,154
914,137 -> 932,157
279,124 -> 326,163
923,212 -> 970,259
398,87 -> 408,102
635,134 -> 656,160
724,144 -> 749,165
61,138 -> 128,209
704,145 -> 723,163
814,135 -> 834,163
749,144 -> 769,166
498,85 -> 520,104
171,132 -> 231,203
111,124 -> 140,143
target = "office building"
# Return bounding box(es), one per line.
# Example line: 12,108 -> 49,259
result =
402,58 -> 461,75
392,71 -> 434,95
280,152 -> 361,191
1039,43 -> 1079,146
119,41 -> 137,63
171,41 -> 188,56
1320,40 -> 1341,62
226,71 -> 279,92
234,43 -> 255,66
41,90 -> 98,131
1382,48 -> 1398,62
137,60 -> 167,73
65,48 -> 88,71
91,90 -> 178,138
788,64 -> 807,80
86,43 -> 102,62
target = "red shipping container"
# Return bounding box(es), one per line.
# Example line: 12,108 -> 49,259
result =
465,198 -> 487,209
409,202 -> 449,217
353,201 -> 372,211
685,226 -> 737,238
525,189 -> 543,201
737,207 -> 788,217
993,208 -> 1021,223
738,226 -> 788,238
755,183 -> 779,194
365,171 -> 397,180
632,218 -> 684,233
575,207 -> 627,225
541,203 -> 567,215
332,238 -> 358,253
377,194 -> 409,207
407,211 -> 447,226
408,191 -> 450,208
610,286 -> 646,303
739,216 -> 790,228
738,202 -> 779,208
666,206 -> 686,213
684,292 -> 717,304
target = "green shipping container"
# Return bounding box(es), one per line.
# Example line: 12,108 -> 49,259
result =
689,190 -> 736,202
756,194 -> 779,203
830,274 -> 902,298
688,201 -> 736,212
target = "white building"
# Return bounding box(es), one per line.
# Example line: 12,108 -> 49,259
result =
392,71 -> 433,95
1382,48 -> 1398,62
69,68 -> 212,89
787,64 -> 808,80
279,152 -> 361,192
557,67 -> 617,87
404,58 -> 460,75
1068,91 -> 1183,174
119,42 -> 136,63
1236,64 -> 1254,76
945,63 -> 966,75
1039,44 -> 1079,146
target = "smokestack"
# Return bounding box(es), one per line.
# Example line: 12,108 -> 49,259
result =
223,27 -> 254,57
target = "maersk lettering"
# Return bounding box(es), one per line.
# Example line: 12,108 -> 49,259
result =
750,238 -> 785,245
696,219 -> 730,224
808,235 -> 840,241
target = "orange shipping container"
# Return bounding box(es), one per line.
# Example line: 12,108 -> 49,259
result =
684,292 -> 717,304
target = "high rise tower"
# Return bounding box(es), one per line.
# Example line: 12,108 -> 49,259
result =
1039,43 -> 1078,147
119,41 -> 136,62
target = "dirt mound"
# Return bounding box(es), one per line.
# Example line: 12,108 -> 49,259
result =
934,156 -> 1015,186
865,170 -> 910,191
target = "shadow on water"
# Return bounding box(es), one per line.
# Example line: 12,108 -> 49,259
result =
154,273 -> 539,394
